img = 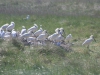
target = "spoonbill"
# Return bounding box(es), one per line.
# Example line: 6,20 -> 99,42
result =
6,22 -> 15,32
65,34 -> 72,43
20,31 -> 33,40
34,27 -> 43,37
48,29 -> 61,42
82,35 -> 96,49
37,30 -> 48,44
20,26 -> 27,35
27,24 -> 38,33
1,23 -> 9,31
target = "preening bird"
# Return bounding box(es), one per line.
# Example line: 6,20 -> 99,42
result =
65,34 -> 72,43
1,23 -> 9,31
6,22 -> 15,32
82,35 -> 96,48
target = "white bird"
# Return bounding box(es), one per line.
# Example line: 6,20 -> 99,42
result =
20,26 -> 27,35
55,34 -> 65,43
55,28 -> 60,33
82,35 -> 96,48
20,31 -> 33,40
27,24 -> 38,33
11,29 -> 17,38
26,15 -> 30,20
37,30 -> 48,44
65,34 -> 72,43
1,23 -> 9,31
4,34 -> 11,41
27,37 -> 37,43
6,22 -> 15,32
23,15 -> 30,20
3,31 -> 11,41
34,27 -> 43,37
0,29 -> 5,39
59,27 -> 65,35
48,29 -> 61,42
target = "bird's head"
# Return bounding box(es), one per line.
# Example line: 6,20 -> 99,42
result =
11,21 -> 15,24
34,24 -> 38,28
90,35 -> 96,42
22,26 -> 25,29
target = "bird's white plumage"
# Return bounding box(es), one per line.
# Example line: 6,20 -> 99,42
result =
6,22 -> 15,32
37,30 -> 48,41
11,29 -> 17,38
55,34 -> 64,42
1,23 -> 9,31
0,30 -> 5,39
20,26 -> 27,35
27,24 -> 38,33
48,29 -> 60,41
82,35 -> 94,46
65,34 -> 72,42
34,28 -> 43,37
26,15 -> 30,20
20,31 -> 32,39
27,37 -> 37,42
59,27 -> 65,35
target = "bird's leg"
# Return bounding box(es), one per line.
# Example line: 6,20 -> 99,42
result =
87,45 -> 89,49
87,45 -> 94,52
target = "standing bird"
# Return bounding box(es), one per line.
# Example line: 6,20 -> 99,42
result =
82,35 -> 96,49
6,22 -> 15,32
1,23 -> 9,31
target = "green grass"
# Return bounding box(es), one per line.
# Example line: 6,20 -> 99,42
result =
0,14 -> 100,75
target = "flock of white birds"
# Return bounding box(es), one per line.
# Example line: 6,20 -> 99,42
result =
0,18 -> 96,49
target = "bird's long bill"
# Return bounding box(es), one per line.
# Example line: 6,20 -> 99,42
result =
93,37 -> 96,42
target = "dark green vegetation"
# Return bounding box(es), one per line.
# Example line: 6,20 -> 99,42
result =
0,0 -> 100,75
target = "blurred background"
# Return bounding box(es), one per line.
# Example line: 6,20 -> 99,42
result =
0,0 -> 100,17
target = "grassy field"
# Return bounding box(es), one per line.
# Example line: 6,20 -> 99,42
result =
0,1 -> 100,75
0,14 -> 100,75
